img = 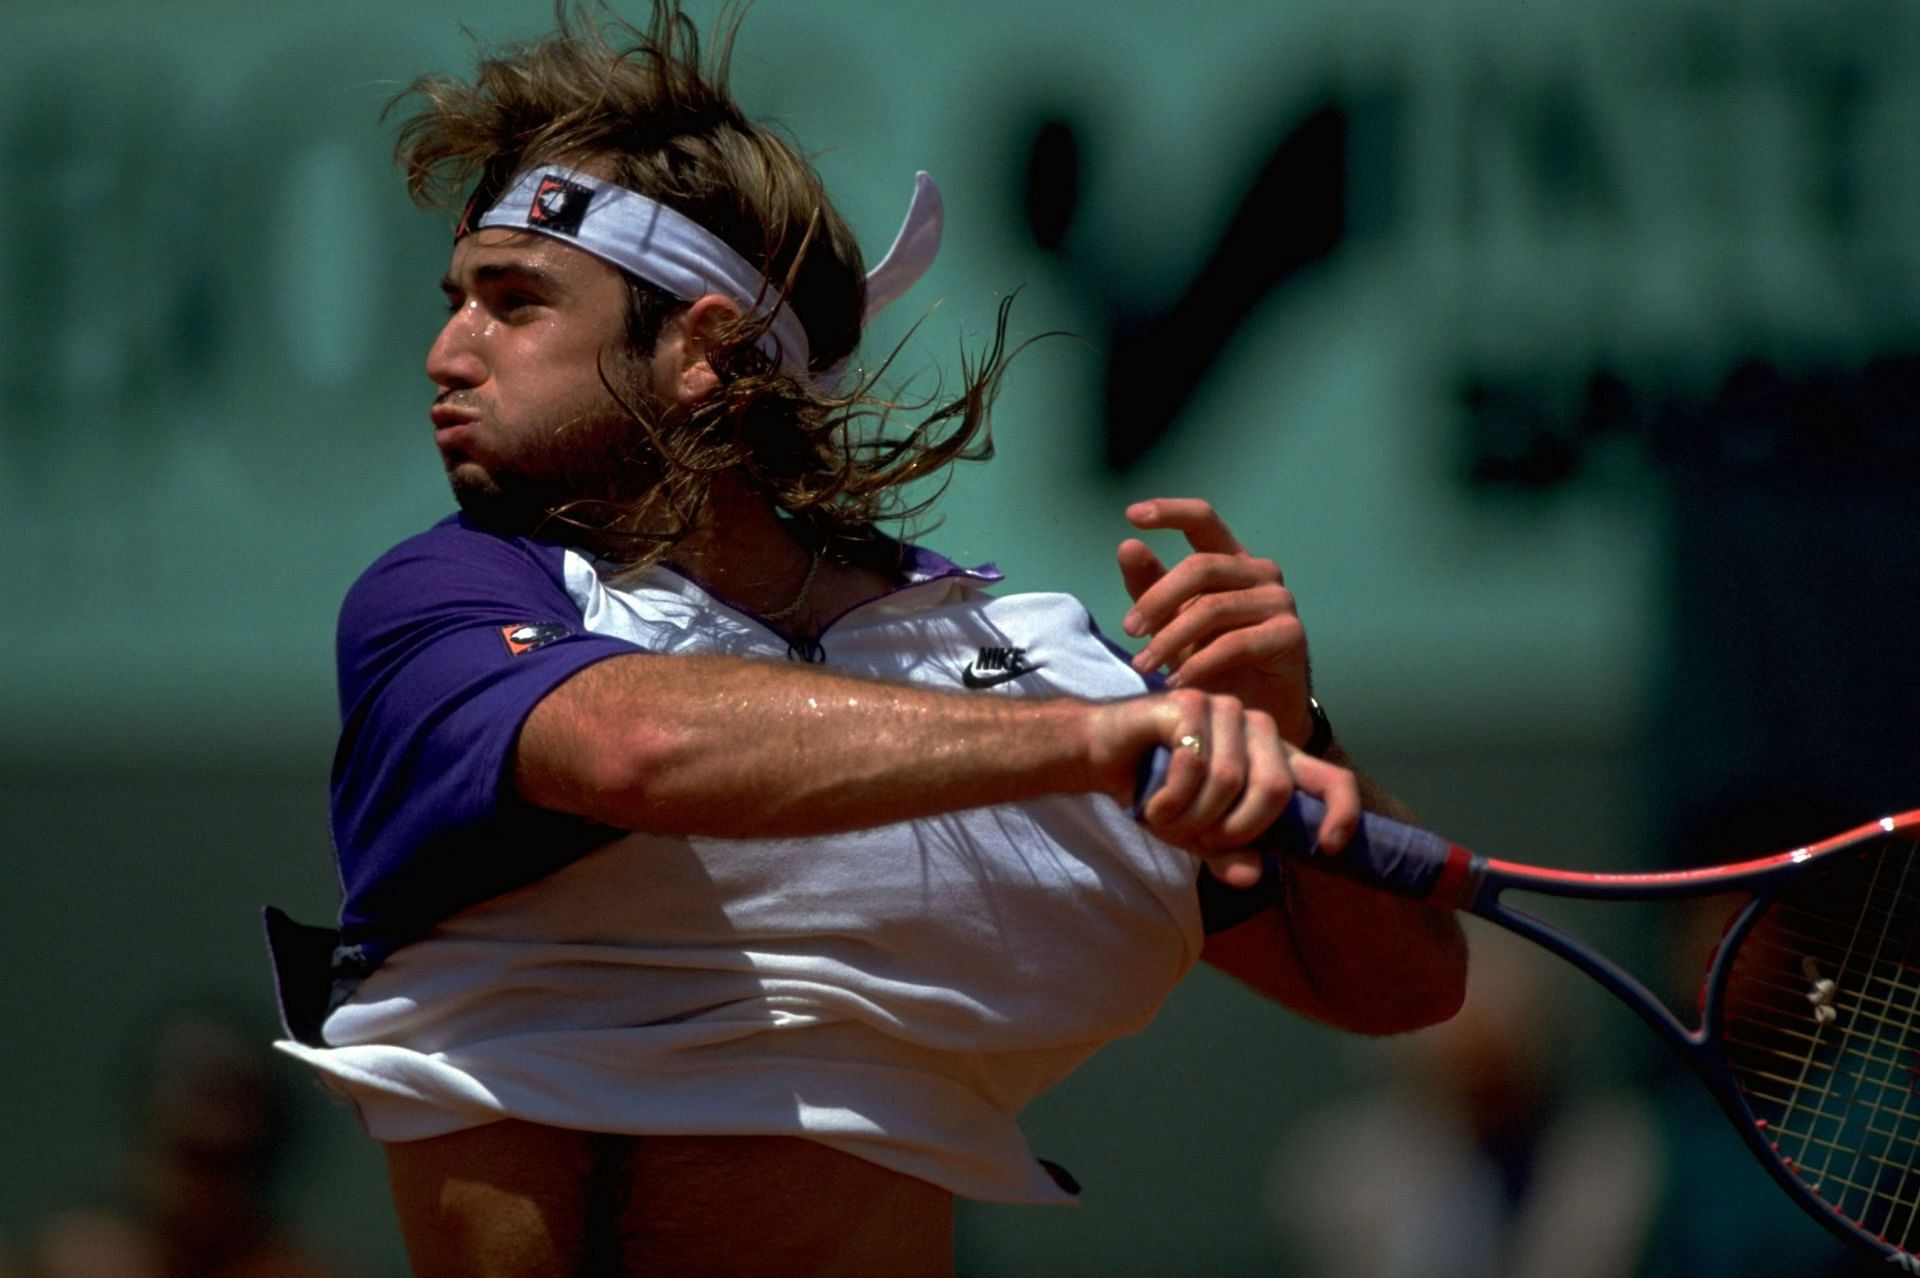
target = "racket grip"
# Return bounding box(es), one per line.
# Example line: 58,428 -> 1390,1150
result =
1132,744 -> 1463,902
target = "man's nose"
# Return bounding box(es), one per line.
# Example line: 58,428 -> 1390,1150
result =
426,307 -> 485,389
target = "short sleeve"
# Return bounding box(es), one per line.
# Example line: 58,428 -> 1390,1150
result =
329,517 -> 642,972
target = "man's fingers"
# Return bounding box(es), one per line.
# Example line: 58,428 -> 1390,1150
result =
1141,695 -> 1246,843
1123,557 -> 1283,651
1175,698 -> 1249,839
1131,695 -> 1359,885
1213,710 -> 1294,847
1140,593 -> 1300,682
1138,694 -> 1210,819
1125,498 -> 1247,556
1288,751 -> 1361,854
1116,538 -> 1167,614
1203,850 -> 1265,889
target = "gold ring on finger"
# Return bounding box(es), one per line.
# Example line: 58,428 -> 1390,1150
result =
1177,733 -> 1207,760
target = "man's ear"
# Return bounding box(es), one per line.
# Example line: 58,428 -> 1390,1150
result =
664,294 -> 743,403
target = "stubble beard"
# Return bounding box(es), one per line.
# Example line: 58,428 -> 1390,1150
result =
449,386 -> 671,548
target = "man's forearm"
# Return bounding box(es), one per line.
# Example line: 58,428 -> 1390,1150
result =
1196,738 -> 1465,1034
1279,865 -> 1468,1033
515,651 -> 1156,839
1313,743 -> 1466,1027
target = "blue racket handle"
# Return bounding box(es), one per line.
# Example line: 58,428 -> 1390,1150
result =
1132,744 -> 1463,902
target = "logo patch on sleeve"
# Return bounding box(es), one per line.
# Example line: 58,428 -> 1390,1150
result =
528,174 -> 594,236
500,622 -> 569,656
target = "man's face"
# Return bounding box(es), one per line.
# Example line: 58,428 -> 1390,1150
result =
427,228 -> 671,532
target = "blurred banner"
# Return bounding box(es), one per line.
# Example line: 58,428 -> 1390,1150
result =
26,0 -> 1907,764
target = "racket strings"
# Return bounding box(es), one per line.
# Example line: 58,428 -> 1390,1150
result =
1729,914 -> 1920,1086
1727,933 -> 1918,1067
1827,844 -> 1920,1251
1723,838 -> 1920,1255
1773,897 -> 1920,956
1728,936 -> 1920,1028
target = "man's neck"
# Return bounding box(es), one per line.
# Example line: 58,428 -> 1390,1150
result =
670,492 -> 813,621
665,478 -> 897,637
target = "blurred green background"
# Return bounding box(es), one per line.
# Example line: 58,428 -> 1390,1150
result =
4,0 -> 1916,1274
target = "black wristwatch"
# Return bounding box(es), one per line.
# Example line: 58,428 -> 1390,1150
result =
1302,696 -> 1334,757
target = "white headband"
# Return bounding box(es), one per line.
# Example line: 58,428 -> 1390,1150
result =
469,165 -> 943,379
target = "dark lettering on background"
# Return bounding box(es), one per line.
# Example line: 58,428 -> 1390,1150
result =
990,0 -> 1920,860
1016,98 -> 1350,470
1023,118 -> 1079,253
1461,354 -> 1920,485
1006,0 -> 1920,478
7,3 -> 1920,493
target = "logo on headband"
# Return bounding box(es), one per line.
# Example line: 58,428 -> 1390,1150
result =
528,174 -> 594,236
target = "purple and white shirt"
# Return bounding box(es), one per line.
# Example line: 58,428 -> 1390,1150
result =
271,515 -> 1273,1203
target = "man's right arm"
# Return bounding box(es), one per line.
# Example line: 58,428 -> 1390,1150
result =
330,520 -> 1355,925
513,651 -> 1359,865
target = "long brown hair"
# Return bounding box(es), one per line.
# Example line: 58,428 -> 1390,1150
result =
390,1 -> 1015,572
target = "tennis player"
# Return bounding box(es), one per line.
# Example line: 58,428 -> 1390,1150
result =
266,4 -> 1467,1274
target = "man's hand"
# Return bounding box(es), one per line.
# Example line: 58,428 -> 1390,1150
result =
1113,505 -> 1466,1032
1117,498 -> 1314,746
1088,689 -> 1359,888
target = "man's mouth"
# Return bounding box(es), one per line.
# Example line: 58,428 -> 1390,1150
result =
430,402 -> 478,430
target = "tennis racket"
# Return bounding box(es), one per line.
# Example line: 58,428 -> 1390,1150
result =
1137,748 -> 1920,1270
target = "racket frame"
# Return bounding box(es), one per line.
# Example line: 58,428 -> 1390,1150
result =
1447,811 -> 1920,1269
1135,744 -> 1920,1265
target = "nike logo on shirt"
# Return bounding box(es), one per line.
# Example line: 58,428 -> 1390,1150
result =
961,646 -> 1043,689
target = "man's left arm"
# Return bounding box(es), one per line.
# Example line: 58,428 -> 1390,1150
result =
1117,497 -> 1467,1035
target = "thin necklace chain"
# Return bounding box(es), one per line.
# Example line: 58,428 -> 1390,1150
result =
761,538 -> 824,625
